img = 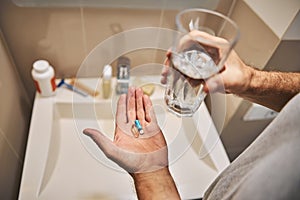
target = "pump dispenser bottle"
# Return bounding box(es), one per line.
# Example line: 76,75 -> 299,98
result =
102,64 -> 112,99
31,60 -> 56,97
116,56 -> 130,94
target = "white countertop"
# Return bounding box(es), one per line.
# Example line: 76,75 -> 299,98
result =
19,77 -> 229,199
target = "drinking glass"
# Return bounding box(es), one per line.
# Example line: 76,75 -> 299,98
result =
165,8 -> 240,117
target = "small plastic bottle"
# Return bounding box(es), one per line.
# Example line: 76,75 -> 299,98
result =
31,60 -> 56,97
102,64 -> 112,99
116,56 -> 130,95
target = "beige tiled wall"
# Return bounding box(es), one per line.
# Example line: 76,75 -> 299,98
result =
231,0 -> 279,69
218,0 -> 280,160
0,0 -> 180,99
0,30 -> 31,199
0,0 -> 236,100
207,0 -> 280,135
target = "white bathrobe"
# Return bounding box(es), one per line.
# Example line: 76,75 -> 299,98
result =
204,93 -> 300,200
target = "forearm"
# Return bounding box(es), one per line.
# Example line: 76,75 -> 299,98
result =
132,167 -> 180,200
238,67 -> 300,112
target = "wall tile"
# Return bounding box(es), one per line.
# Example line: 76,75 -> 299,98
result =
0,32 -> 30,160
0,0 -> 85,97
0,0 -> 180,97
81,8 -> 171,74
0,129 -> 23,200
217,0 -> 286,160
230,1 -> 279,69
0,26 -> 31,199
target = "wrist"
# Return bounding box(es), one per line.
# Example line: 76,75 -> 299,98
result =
131,167 -> 180,199
235,64 -> 256,95
240,66 -> 269,96
131,167 -> 171,182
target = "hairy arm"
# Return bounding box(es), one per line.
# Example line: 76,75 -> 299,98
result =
204,50 -> 300,112
132,168 -> 181,200
239,67 -> 300,112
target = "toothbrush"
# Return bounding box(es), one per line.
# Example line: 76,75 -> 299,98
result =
69,78 -> 100,97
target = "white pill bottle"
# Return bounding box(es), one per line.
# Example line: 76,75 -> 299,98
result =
31,60 -> 56,97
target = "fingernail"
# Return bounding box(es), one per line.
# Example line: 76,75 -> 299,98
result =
137,87 -> 143,93
82,128 -> 91,136
127,87 -> 133,95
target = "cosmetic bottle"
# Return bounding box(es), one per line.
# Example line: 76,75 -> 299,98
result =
102,64 -> 112,99
31,60 -> 56,97
116,56 -> 130,94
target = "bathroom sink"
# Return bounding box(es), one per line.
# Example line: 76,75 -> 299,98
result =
19,77 -> 229,199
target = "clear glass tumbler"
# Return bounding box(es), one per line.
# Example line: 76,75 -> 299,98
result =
165,8 -> 240,117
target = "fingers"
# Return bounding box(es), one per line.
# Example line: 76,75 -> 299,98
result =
122,87 -> 157,125
161,65 -> 169,85
83,128 -> 129,167
161,50 -> 171,85
116,94 -> 127,124
136,88 -> 145,125
143,94 -> 157,123
204,73 -> 226,93
127,87 -> 136,123
83,128 -> 116,159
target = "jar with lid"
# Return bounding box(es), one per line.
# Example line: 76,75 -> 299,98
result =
31,60 -> 56,97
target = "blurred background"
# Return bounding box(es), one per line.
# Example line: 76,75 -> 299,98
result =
0,0 -> 299,199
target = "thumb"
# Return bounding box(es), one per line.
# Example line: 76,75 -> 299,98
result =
83,128 -> 137,173
204,74 -> 226,93
83,128 -> 116,159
